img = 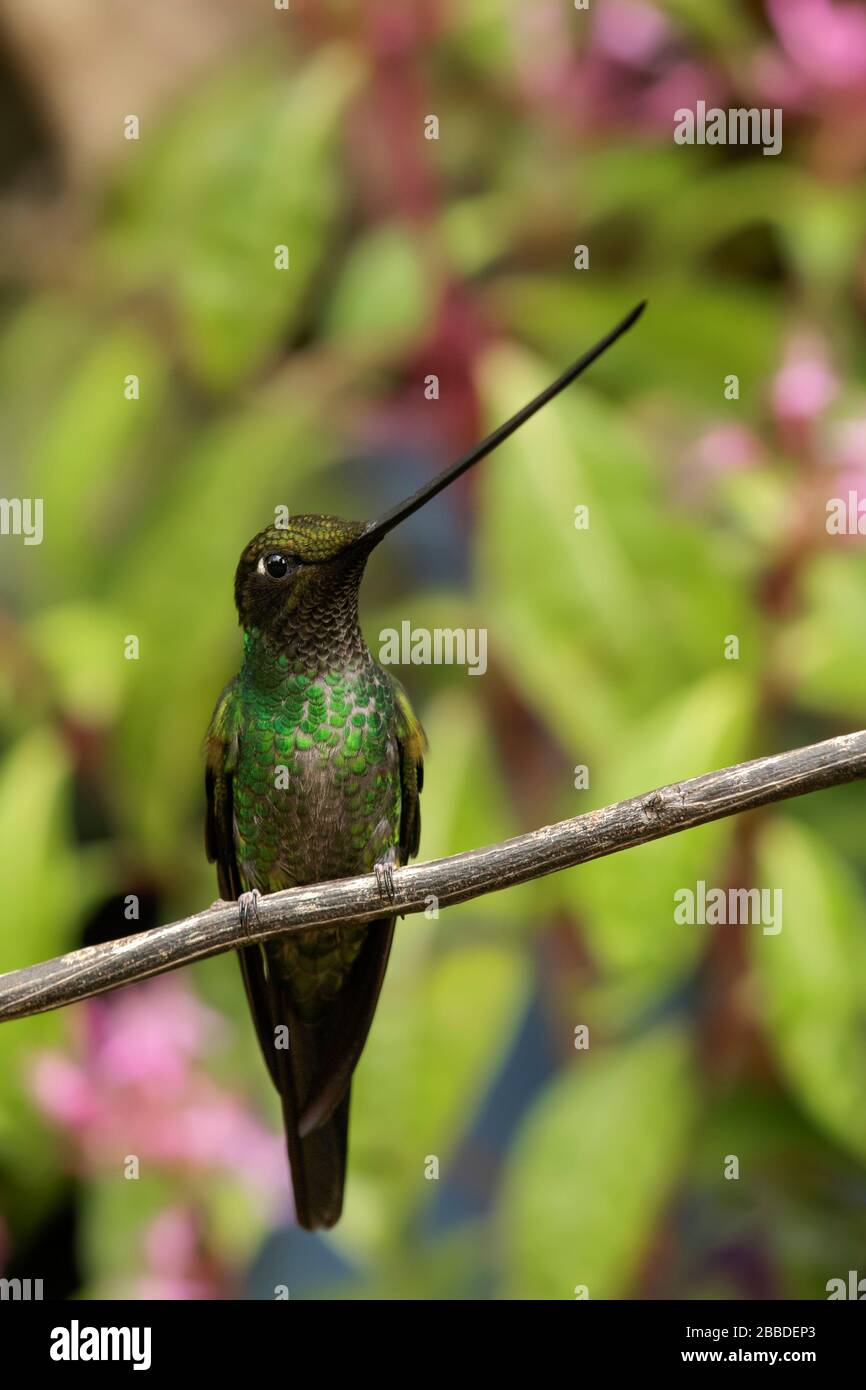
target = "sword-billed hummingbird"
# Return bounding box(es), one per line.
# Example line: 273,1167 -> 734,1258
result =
205,302 -> 645,1229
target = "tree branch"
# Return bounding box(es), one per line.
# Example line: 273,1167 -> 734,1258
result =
1,729 -> 864,1024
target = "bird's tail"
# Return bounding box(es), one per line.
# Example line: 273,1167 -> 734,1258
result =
236,945 -> 354,1230
237,916 -> 395,1231
269,980 -> 350,1230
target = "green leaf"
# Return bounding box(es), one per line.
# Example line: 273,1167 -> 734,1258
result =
109,387 -> 334,851
0,299 -> 92,460
98,50 -> 364,388
476,343 -> 754,757
323,224 -> 435,356
347,941 -> 527,1249
438,195 -> 516,277
0,730 -> 88,1207
491,278 -> 781,415
0,728 -> 83,980
751,818 -> 866,1161
446,0 -> 522,77
21,327 -> 168,593
644,163 -> 801,267
777,549 -> 866,722
655,0 -> 760,48
27,601 -> 133,725
562,144 -> 699,228
501,1027 -> 696,1299
78,1172 -> 176,1291
416,686 -> 537,930
569,673 -> 753,983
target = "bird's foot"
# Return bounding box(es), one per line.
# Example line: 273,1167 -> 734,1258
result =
238,889 -> 262,932
210,897 -> 231,911
374,859 -> 396,904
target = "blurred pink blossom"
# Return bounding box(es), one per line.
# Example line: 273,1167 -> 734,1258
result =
146,1205 -> 199,1270
771,334 -> 838,425
829,414 -> 866,471
766,0 -> 866,88
511,0 -> 726,137
30,977 -> 288,1214
825,417 -> 866,537
30,1054 -> 99,1128
83,975 -> 223,1095
641,60 -> 729,130
133,1207 -> 227,1301
680,422 -> 764,502
692,423 -> 765,478
751,46 -> 814,110
832,468 -> 866,504
592,0 -> 671,66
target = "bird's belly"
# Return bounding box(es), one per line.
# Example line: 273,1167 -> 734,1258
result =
236,746 -> 399,888
232,678 -> 400,1010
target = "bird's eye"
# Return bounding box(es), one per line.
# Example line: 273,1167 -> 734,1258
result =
264,552 -> 290,580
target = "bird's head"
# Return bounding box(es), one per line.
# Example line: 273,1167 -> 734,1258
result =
234,302 -> 646,654
234,515 -> 370,638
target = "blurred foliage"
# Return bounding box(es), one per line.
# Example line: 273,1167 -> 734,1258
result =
502,1027 -> 696,1299
0,0 -> 865,1301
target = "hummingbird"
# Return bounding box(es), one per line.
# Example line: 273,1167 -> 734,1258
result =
205,302 -> 645,1229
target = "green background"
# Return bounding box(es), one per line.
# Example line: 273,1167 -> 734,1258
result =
0,0 -> 865,1299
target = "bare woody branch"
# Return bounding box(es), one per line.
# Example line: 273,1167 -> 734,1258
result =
1,729 -> 864,1024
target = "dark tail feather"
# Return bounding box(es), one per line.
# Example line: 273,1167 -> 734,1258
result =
238,945 -> 350,1231
279,1081 -> 350,1231
271,974 -> 349,1230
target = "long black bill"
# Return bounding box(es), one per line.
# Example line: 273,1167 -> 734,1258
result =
360,299 -> 646,549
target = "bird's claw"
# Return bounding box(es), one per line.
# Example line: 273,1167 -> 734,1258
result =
374,861 -> 396,904
238,889 -> 262,932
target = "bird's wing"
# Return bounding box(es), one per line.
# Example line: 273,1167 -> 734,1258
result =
204,679 -> 243,898
205,680 -> 277,1070
205,681 -> 286,1088
391,673 -> 425,864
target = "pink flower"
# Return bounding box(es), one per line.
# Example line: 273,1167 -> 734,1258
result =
680,423 -> 764,502
31,1054 -> 100,1128
132,1207 -> 230,1301
85,976 -> 223,1095
134,1274 -> 223,1300
510,0 -> 727,138
144,1206 -> 199,1272
693,424 -> 764,477
29,978 -> 289,1215
592,0 -> 671,67
751,46 -> 814,110
641,60 -> 730,131
766,0 -> 866,89
771,334 -> 838,425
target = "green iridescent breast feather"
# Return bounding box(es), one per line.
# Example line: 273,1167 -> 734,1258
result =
231,652 -> 399,882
